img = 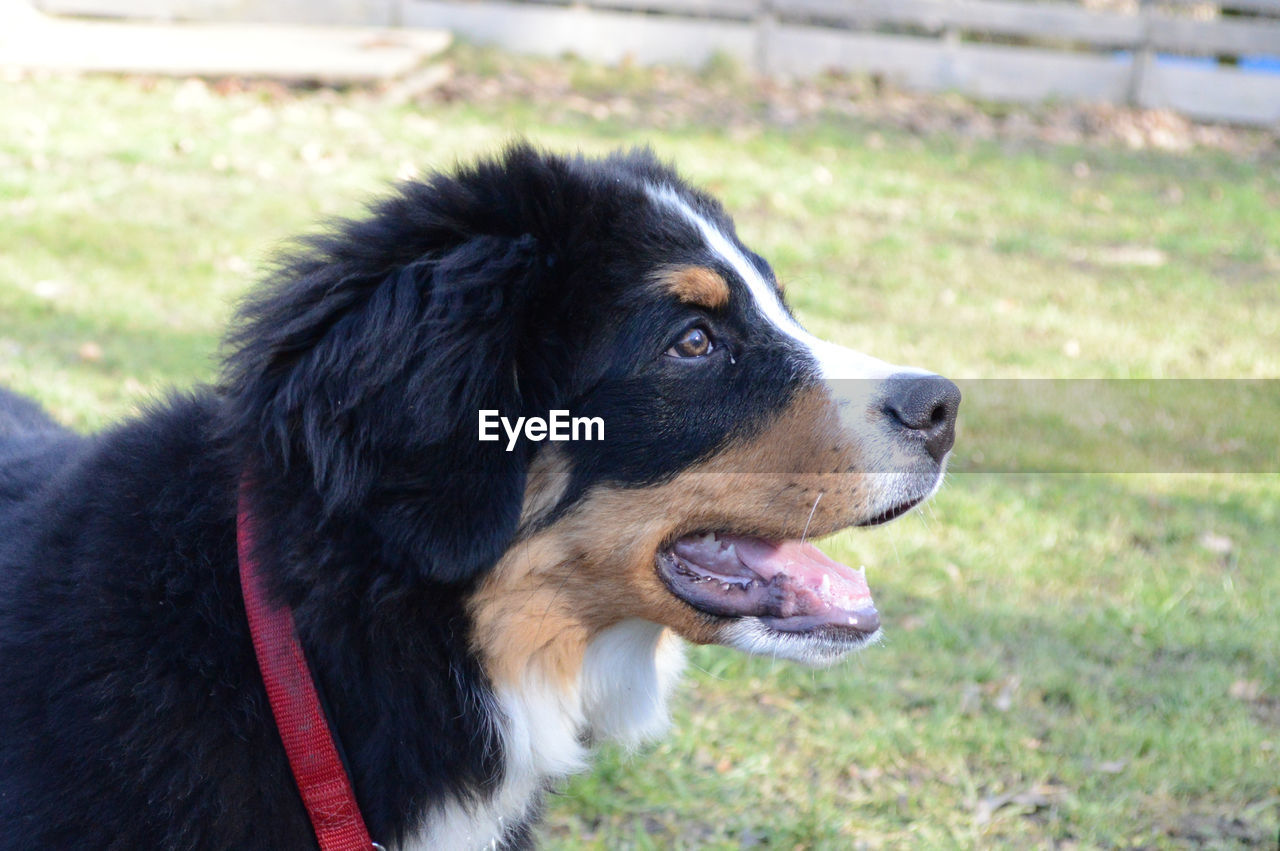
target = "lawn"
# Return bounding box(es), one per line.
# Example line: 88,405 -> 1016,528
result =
1,51 -> 1277,849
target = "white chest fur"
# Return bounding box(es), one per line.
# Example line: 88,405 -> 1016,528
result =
399,620 -> 685,851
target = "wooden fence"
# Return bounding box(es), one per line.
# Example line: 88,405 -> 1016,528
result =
32,0 -> 1280,125
402,0 -> 1280,125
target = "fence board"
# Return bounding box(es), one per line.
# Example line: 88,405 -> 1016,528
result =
1157,0 -> 1280,15
781,0 -> 1144,47
780,0 -> 1280,58
1148,15 -> 1280,56
767,25 -> 1134,101
1141,60 -> 1280,123
534,0 -> 1280,60
579,0 -> 760,20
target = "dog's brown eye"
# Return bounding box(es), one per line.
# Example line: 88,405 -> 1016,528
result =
668,325 -> 714,358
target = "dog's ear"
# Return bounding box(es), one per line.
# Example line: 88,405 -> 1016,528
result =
224,232 -> 546,584
367,234 -> 550,583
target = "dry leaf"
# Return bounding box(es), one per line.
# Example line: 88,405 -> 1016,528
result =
1229,679 -> 1262,702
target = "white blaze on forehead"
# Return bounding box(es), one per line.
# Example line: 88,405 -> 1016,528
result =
644,183 -> 922,382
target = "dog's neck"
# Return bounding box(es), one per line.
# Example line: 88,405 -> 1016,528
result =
402,619 -> 684,851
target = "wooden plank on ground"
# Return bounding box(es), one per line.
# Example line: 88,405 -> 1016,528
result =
0,14 -> 450,81
33,0 -> 173,18
766,25 -> 1134,103
1141,61 -> 1280,124
403,0 -> 757,65
33,0 -> 401,26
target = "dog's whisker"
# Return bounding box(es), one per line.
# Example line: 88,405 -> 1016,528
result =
887,529 -> 905,571
915,508 -> 932,532
800,492 -> 823,545
686,659 -> 723,681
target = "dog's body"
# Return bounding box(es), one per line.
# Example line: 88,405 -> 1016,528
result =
0,147 -> 958,850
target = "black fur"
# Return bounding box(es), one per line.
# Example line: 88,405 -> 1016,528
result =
0,145 -> 808,849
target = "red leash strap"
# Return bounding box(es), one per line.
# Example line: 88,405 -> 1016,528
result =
237,480 -> 378,851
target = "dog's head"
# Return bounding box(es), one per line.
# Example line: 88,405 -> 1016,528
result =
223,145 -> 958,675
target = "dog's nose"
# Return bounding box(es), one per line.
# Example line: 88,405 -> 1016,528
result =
882,374 -> 961,462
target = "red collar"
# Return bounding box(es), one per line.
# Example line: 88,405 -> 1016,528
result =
237,480 -> 380,851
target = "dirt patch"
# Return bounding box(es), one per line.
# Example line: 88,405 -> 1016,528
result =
1168,812 -> 1276,847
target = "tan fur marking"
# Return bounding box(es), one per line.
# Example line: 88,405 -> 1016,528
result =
470,386 -> 871,690
655,266 -> 730,310
518,445 -> 571,532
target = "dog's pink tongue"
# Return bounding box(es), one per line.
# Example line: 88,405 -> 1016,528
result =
669,534 -> 876,623
730,537 -> 874,611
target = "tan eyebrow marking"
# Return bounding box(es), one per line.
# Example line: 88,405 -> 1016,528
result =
654,265 -> 730,310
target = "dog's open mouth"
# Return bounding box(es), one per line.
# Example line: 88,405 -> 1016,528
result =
857,496 -> 927,527
656,533 -> 879,636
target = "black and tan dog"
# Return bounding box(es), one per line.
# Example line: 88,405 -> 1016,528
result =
0,146 -> 958,849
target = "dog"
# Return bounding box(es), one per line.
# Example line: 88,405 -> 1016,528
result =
0,145 -> 958,850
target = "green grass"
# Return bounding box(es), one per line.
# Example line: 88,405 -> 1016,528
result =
2,54 -> 1277,849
